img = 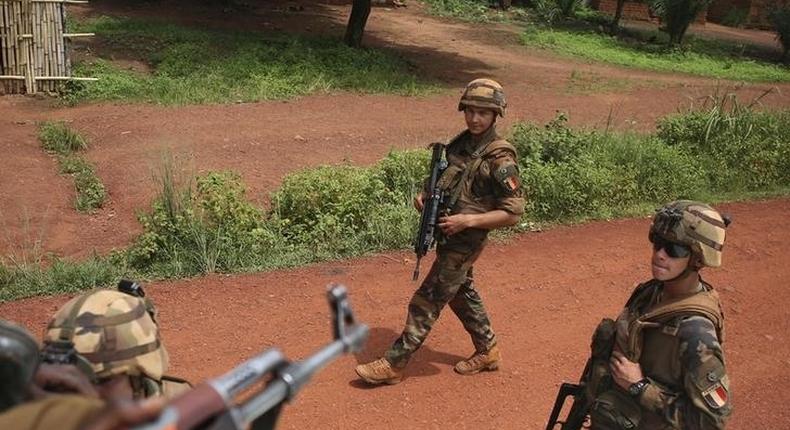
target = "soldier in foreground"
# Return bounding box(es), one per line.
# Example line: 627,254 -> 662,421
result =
42,285 -> 191,400
355,78 -> 525,385
548,200 -> 733,429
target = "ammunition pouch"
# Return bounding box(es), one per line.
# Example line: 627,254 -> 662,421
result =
590,389 -> 642,430
585,318 -> 616,400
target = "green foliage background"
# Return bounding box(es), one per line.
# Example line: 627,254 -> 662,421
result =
3,105 -> 789,301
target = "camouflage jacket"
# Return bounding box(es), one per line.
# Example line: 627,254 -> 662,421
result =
613,279 -> 732,430
433,125 -> 524,251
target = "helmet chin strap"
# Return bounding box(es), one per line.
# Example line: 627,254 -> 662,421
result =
665,256 -> 702,284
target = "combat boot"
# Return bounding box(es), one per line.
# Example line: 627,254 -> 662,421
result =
355,358 -> 403,385
454,344 -> 501,375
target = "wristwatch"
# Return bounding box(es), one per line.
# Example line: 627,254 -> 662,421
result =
628,378 -> 651,397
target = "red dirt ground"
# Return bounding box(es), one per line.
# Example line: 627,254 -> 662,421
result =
2,198 -> 789,429
1,0 -> 789,260
2,1 -> 790,428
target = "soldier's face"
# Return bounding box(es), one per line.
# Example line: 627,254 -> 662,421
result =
651,245 -> 691,281
464,106 -> 496,135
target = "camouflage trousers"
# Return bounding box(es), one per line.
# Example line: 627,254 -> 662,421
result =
385,246 -> 497,368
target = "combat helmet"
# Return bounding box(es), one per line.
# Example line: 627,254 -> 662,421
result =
458,78 -> 507,117
649,200 -> 731,268
42,289 -> 169,387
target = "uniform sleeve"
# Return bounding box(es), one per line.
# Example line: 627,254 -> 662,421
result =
487,147 -> 525,216
638,316 -> 731,430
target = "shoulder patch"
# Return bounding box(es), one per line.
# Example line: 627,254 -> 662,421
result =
493,163 -> 520,193
702,382 -> 729,409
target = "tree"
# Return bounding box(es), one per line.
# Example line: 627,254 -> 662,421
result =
344,0 -> 372,48
770,7 -> 790,63
650,0 -> 712,46
609,0 -> 627,34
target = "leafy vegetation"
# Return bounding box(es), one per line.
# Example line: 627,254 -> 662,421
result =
38,122 -> 106,212
5,99 -> 789,301
520,27 -> 790,82
64,16 -> 435,105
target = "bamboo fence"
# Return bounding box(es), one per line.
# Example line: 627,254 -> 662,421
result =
0,0 -> 95,95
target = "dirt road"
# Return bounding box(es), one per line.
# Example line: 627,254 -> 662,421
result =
3,198 -> 789,429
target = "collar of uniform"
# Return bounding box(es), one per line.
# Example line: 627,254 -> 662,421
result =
465,125 -> 498,155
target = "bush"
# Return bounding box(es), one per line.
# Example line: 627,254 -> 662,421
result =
657,96 -> 790,190
127,168 -> 281,274
60,156 -> 107,211
38,122 -> 106,212
39,121 -> 88,155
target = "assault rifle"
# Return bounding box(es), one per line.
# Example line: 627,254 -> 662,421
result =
134,284 -> 368,430
412,142 -> 447,281
546,360 -> 591,430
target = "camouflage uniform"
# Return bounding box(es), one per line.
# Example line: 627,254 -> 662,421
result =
42,289 -> 190,399
588,201 -> 732,430
385,122 -> 525,368
0,395 -> 104,430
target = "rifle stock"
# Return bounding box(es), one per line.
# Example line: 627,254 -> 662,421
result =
413,143 -> 447,281
546,360 -> 591,430
133,284 -> 368,430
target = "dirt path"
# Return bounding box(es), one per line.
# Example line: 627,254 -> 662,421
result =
2,198 -> 789,428
2,0 -> 790,259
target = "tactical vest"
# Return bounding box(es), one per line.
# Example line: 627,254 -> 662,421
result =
616,280 -> 724,363
438,131 -> 517,216
588,280 -> 725,430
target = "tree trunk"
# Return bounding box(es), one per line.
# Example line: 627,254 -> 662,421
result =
344,0 -> 372,48
609,0 -> 626,34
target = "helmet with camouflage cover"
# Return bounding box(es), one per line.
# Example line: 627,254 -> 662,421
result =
42,289 -> 169,382
649,200 -> 731,268
458,78 -> 507,117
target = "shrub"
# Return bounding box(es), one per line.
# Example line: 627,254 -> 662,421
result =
657,95 -> 790,190
39,121 -> 88,154
60,156 -> 107,211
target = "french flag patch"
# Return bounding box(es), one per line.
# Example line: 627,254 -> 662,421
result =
702,382 -> 729,409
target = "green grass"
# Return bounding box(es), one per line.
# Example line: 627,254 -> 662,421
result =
64,16 -> 436,105
520,27 -> 790,82
59,156 -> 107,212
38,121 -> 88,154
38,122 -> 106,212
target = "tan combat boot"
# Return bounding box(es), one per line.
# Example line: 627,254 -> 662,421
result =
355,358 -> 403,385
454,345 -> 501,375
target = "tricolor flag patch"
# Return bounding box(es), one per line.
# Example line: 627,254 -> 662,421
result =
702,382 -> 729,409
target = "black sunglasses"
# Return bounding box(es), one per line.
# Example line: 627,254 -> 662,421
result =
649,233 -> 691,258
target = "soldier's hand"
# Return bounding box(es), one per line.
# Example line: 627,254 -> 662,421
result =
438,214 -> 473,236
413,193 -> 425,212
82,397 -> 165,430
31,363 -> 99,398
609,350 -> 644,390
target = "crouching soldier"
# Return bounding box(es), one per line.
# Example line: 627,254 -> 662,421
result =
41,287 -> 191,400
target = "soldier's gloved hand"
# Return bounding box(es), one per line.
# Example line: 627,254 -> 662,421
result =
609,350 -> 644,390
414,193 -> 425,212
31,363 -> 99,399
82,397 -> 165,430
